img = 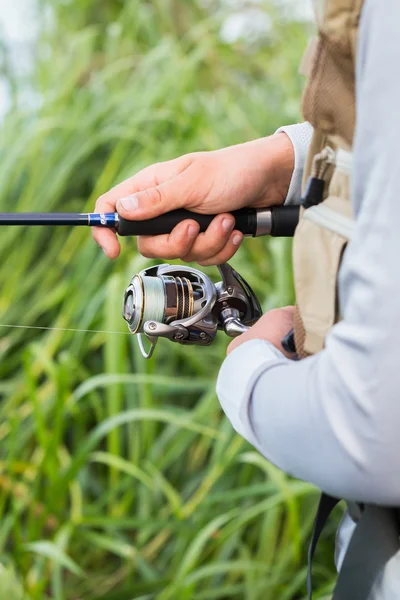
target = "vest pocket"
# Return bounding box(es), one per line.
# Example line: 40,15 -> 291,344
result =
293,195 -> 350,356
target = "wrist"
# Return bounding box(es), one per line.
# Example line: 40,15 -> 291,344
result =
211,135 -> 295,210
261,133 -> 295,206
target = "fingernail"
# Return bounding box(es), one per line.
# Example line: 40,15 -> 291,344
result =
188,224 -> 199,240
117,194 -> 139,212
222,217 -> 234,233
233,233 -> 243,246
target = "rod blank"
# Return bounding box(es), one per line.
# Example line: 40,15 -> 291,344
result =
0,206 -> 300,238
0,213 -> 90,226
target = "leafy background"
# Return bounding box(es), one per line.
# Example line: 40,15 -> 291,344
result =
0,1 -> 338,598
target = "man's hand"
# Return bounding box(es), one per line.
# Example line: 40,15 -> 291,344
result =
227,306 -> 296,357
93,133 -> 294,263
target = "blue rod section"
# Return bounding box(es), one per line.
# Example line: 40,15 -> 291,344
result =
0,213 -> 118,227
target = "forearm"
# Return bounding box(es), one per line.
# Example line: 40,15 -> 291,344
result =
242,122 -> 313,207
217,0 -> 400,505
218,327 -> 400,505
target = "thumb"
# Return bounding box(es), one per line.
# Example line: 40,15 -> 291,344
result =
116,175 -> 190,221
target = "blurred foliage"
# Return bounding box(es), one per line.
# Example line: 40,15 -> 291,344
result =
0,1 -> 337,599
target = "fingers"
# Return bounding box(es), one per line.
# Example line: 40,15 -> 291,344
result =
93,228 -> 121,259
196,231 -> 243,266
116,168 -> 196,222
92,154 -> 195,258
226,306 -> 296,357
92,172 -> 187,258
91,191 -> 120,257
137,213 -> 243,264
182,214 -> 242,264
137,220 -> 200,260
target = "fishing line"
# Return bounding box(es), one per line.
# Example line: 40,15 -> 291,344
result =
0,324 -> 131,336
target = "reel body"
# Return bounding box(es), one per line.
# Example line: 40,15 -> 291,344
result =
123,263 -> 262,358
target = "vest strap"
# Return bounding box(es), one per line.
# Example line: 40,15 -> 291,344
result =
308,493 -> 341,599
333,505 -> 400,599
308,497 -> 400,600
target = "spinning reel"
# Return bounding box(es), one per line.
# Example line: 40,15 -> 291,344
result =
122,263 -> 262,358
0,203 -> 299,356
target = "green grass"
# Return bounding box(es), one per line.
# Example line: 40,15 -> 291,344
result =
0,1 -> 339,598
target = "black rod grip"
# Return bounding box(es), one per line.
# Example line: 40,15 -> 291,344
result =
270,206 -> 300,237
117,208 -> 257,237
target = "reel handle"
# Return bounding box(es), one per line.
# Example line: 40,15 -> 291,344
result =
117,206 -> 300,238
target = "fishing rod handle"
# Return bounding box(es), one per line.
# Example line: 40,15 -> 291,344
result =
117,206 -> 300,238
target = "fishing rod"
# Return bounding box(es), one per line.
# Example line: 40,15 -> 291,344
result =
0,205 -> 300,357
0,205 -> 300,237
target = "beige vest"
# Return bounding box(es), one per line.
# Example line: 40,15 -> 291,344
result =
293,0 -> 365,357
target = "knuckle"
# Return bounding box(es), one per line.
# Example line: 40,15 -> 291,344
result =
137,243 -> 155,259
161,245 -> 181,260
197,247 -> 224,264
95,192 -> 114,213
194,250 -> 213,262
140,249 -> 155,259
177,152 -> 197,172
164,246 -> 182,261
94,195 -> 105,211
205,234 -> 227,255
169,234 -> 190,261
176,246 -> 191,261
180,236 -> 196,255
193,239 -> 220,261
144,186 -> 163,207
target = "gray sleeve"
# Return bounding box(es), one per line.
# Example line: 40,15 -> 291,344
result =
217,0 -> 400,505
275,122 -> 314,205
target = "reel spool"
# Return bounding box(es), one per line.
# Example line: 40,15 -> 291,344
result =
123,263 -> 262,358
